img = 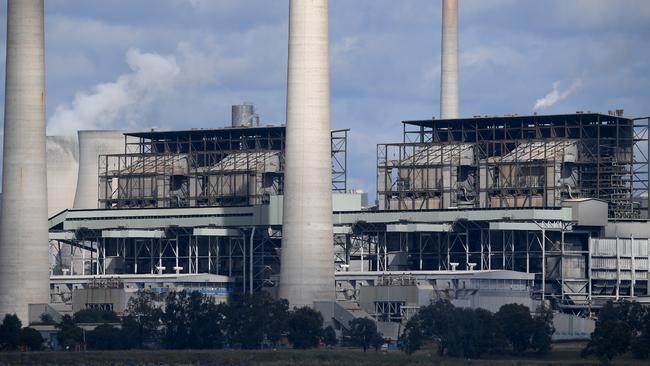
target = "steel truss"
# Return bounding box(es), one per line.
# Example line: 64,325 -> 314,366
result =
378,114 -> 649,219
332,220 -> 642,309
50,226 -> 282,296
99,127 -> 348,209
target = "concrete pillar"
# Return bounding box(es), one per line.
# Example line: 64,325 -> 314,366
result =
73,131 -> 124,209
0,0 -> 49,322
440,0 -> 459,119
279,0 -> 334,307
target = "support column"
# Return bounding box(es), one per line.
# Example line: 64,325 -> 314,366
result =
0,0 -> 48,322
279,0 -> 334,306
440,0 -> 460,119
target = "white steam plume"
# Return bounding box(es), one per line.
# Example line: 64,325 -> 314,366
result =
47,42 -> 226,135
533,78 -> 583,113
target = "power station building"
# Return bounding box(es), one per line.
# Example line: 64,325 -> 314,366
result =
2,0 -> 647,343
46,111 -> 650,338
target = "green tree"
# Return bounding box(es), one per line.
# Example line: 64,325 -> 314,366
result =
612,300 -> 647,333
55,315 -> 83,351
19,327 -> 44,351
120,316 -> 142,350
287,307 -> 324,349
225,292 -> 289,349
583,301 -> 640,362
191,294 -> 227,349
86,324 -> 123,350
399,315 -> 423,355
417,300 -> 462,356
531,304 -> 555,355
474,307 -> 501,356
262,296 -> 290,346
123,290 -> 162,348
161,291 -> 227,350
631,308 -> 650,359
495,303 -> 535,354
322,325 -> 337,347
162,291 -> 190,349
457,308 -> 484,358
583,320 -> 631,362
0,314 -> 22,351
346,317 -> 379,352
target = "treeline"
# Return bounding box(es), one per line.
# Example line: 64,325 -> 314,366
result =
0,314 -> 45,351
399,300 -> 554,357
57,291 -> 339,350
582,300 -> 650,362
2,294 -> 556,355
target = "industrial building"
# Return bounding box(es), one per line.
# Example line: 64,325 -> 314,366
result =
1,0 -> 647,344
45,111 -> 649,339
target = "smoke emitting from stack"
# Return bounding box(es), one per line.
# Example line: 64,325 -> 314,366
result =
0,0 -> 50,322
440,0 -> 460,119
279,0 -> 335,307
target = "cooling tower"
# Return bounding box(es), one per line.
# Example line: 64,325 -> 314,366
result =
73,131 -> 125,209
0,0 -> 49,322
279,0 -> 335,307
47,136 -> 79,217
440,0 -> 459,119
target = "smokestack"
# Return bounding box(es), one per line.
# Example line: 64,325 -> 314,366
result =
279,0 -> 334,307
0,0 -> 49,322
73,131 -> 125,209
440,0 -> 459,119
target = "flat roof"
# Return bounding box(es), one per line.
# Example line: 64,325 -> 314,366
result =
403,112 -> 639,130
334,269 -> 535,281
125,124 -> 285,140
50,204 -> 573,232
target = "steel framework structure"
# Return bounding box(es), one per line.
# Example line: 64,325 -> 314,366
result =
98,126 -> 348,209
378,114 -> 650,219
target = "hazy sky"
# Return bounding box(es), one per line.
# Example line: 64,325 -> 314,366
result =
0,0 -> 649,196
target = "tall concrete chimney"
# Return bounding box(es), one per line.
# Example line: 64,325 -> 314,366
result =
279,0 -> 334,307
0,0 -> 49,322
440,0 -> 459,119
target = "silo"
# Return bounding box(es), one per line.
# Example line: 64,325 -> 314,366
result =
73,131 -> 125,209
47,136 -> 79,217
231,104 -> 258,128
440,0 -> 459,119
279,0 -> 334,307
0,0 -> 49,322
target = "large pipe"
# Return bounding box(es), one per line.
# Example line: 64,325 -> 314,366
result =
279,0 -> 334,307
73,131 -> 125,209
440,0 -> 459,119
47,136 -> 79,217
0,0 -> 49,322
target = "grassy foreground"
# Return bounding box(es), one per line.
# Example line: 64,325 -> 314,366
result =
2,345 -> 650,366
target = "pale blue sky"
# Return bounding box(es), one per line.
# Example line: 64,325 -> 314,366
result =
1,0 -> 649,195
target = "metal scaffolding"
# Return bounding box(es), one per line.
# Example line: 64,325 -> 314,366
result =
378,113 -> 650,219
98,126 -> 348,209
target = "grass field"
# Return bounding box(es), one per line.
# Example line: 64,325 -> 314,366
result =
2,343 -> 650,366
